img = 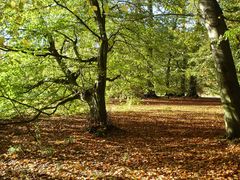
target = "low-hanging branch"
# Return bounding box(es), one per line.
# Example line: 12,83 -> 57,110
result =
0,45 -> 77,61
0,95 -> 50,116
0,46 -> 51,57
0,92 -> 81,125
0,112 -> 42,125
24,78 -> 73,93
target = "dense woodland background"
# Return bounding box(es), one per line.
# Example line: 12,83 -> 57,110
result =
0,0 -> 237,112
0,0 -> 240,178
0,0 -> 240,137
0,0 -> 239,132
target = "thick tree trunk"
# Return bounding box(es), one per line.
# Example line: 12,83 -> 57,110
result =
199,0 -> 240,139
82,90 -> 102,127
83,37 -> 109,133
85,0 -> 110,133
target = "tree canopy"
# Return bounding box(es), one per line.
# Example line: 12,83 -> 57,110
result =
0,0 -> 240,137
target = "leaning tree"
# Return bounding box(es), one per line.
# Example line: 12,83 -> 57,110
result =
199,0 -> 240,139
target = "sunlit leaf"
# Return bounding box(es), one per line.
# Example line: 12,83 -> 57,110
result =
104,4 -> 110,14
0,37 -> 5,47
10,1 -> 16,8
91,5 -> 98,11
22,39 -> 30,47
120,5 -> 128,12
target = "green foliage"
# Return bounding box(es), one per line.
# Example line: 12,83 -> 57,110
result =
39,146 -> 55,156
7,145 -> 23,155
0,0 -> 237,120
64,136 -> 76,144
125,97 -> 141,106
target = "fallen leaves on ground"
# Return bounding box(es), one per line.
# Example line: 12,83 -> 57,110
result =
0,97 -> 240,179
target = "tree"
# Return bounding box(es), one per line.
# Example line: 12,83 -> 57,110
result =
199,0 -> 240,139
80,0 -> 109,131
0,0 -> 119,132
187,76 -> 198,98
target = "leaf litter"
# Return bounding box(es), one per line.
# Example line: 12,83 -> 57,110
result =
0,98 -> 240,179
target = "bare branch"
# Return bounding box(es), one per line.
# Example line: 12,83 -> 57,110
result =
0,95 -> 50,116
55,30 -> 75,42
0,46 -> 51,57
109,29 -> 121,41
60,39 -> 68,54
24,78 -> 73,93
0,112 -> 41,125
0,92 -> 81,125
106,75 -> 121,82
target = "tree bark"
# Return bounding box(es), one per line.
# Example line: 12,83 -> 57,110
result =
199,0 -> 240,139
187,76 -> 198,98
178,58 -> 187,97
144,0 -> 157,98
85,0 -> 110,132
165,57 -> 171,97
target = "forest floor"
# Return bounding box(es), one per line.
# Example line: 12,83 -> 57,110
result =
1,97 -> 240,179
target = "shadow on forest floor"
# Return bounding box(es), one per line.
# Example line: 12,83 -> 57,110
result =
0,98 -> 240,179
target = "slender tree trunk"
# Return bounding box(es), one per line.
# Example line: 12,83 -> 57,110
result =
180,76 -> 186,97
179,58 -> 187,97
165,57 -> 171,97
187,76 -> 198,98
199,0 -> 240,139
144,0 -> 157,98
178,2 -> 187,97
95,37 -> 108,126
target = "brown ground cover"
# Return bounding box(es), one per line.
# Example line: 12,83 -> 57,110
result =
0,97 -> 240,179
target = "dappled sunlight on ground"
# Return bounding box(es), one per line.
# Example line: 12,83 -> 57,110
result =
0,98 -> 240,179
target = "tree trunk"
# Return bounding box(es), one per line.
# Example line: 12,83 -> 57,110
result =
82,35 -> 108,131
199,0 -> 240,139
144,0 -> 157,98
165,57 -> 171,97
85,0 -> 110,133
187,76 -> 198,98
179,58 -> 187,97
95,37 -> 108,128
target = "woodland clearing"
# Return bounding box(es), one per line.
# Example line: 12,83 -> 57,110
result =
0,98 -> 240,179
